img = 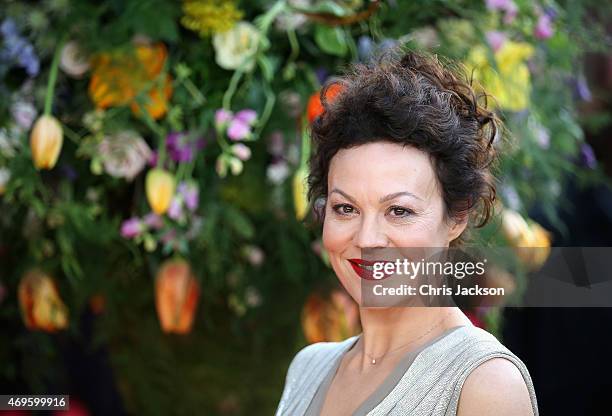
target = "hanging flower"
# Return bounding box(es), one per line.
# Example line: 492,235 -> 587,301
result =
120,217 -> 145,239
307,83 -> 343,123
501,209 -> 551,270
59,40 -> 90,78
212,21 -> 261,71
301,289 -> 360,344
18,269 -> 69,332
88,42 -> 173,120
293,165 -> 309,220
11,100 -> 37,131
215,108 -> 258,141
30,115 -> 63,170
534,14 -> 554,40
230,143 -> 251,161
155,258 -> 200,334
166,132 -> 205,163
181,0 -> 244,37
146,168 -> 176,215
97,130 -> 152,181
267,161 -> 290,185
466,41 -> 534,112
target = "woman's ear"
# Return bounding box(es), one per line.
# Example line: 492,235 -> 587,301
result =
447,213 -> 468,242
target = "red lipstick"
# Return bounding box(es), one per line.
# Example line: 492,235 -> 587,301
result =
347,258 -> 394,281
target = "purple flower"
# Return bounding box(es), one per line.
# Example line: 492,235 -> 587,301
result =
143,213 -> 163,230
215,109 -> 233,128
11,101 -> 37,130
267,130 -> 285,157
18,44 -> 39,77
534,14 -> 554,40
166,132 -> 203,163
178,181 -> 199,211
1,19 -> 18,38
167,197 -> 184,220
234,109 -> 257,125
486,0 -> 514,11
485,31 -> 507,52
315,67 -> 329,85
227,118 -> 251,141
574,74 -> 592,102
580,144 -> 597,169
121,217 -> 144,238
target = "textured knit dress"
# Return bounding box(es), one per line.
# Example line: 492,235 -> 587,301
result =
275,325 -> 539,416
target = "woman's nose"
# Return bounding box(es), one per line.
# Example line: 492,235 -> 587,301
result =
354,215 -> 389,248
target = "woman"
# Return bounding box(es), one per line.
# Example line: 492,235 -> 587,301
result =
275,50 -> 538,416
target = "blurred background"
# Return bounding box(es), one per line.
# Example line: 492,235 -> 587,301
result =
0,0 -> 611,415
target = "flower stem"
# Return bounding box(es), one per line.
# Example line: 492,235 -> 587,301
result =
44,34 -> 68,116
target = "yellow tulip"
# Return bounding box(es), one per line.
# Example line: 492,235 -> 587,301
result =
29,115 -> 63,170
18,269 -> 69,332
146,168 -> 175,215
501,209 -> 551,270
293,166 -> 309,221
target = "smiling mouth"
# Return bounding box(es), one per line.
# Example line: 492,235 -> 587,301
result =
347,258 -> 394,281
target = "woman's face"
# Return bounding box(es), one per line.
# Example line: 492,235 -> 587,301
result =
322,141 -> 466,304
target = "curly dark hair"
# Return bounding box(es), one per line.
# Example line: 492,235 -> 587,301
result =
307,49 -> 501,246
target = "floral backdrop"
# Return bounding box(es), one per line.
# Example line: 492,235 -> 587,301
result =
0,0 -> 608,414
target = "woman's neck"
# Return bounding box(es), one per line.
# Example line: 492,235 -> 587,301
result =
351,306 -> 472,371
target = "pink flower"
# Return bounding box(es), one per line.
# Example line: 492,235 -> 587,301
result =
215,109 -> 233,128
121,217 -> 144,238
143,213 -> 164,229
167,197 -> 184,220
534,14 -> 554,40
227,118 -> 251,141
485,31 -> 507,52
231,143 -> 251,161
234,109 -> 257,125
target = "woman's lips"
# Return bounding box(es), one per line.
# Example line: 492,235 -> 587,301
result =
347,258 -> 394,281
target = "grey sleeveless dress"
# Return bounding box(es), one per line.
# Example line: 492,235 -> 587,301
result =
275,325 -> 539,415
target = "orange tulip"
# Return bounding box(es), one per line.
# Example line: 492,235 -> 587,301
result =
18,269 -> 69,332
145,168 -> 175,215
29,115 -> 63,170
301,289 -> 360,344
306,83 -> 343,124
130,74 -> 174,120
155,258 -> 200,334
88,42 -> 172,119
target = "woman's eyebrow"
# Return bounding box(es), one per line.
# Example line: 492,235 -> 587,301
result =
330,188 -> 423,203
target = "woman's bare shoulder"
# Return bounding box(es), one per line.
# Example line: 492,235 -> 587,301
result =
457,357 -> 535,416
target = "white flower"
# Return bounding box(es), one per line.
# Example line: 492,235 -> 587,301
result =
11,101 -> 37,130
212,22 -> 261,71
59,41 -> 90,78
266,161 -> 290,185
97,131 -> 152,181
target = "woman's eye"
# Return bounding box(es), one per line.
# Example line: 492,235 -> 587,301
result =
388,206 -> 414,217
332,204 -> 356,215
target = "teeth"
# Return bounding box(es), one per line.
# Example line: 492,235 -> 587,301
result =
358,264 -> 374,271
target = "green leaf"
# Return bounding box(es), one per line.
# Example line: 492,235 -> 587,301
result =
314,25 -> 348,57
224,206 -> 255,240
